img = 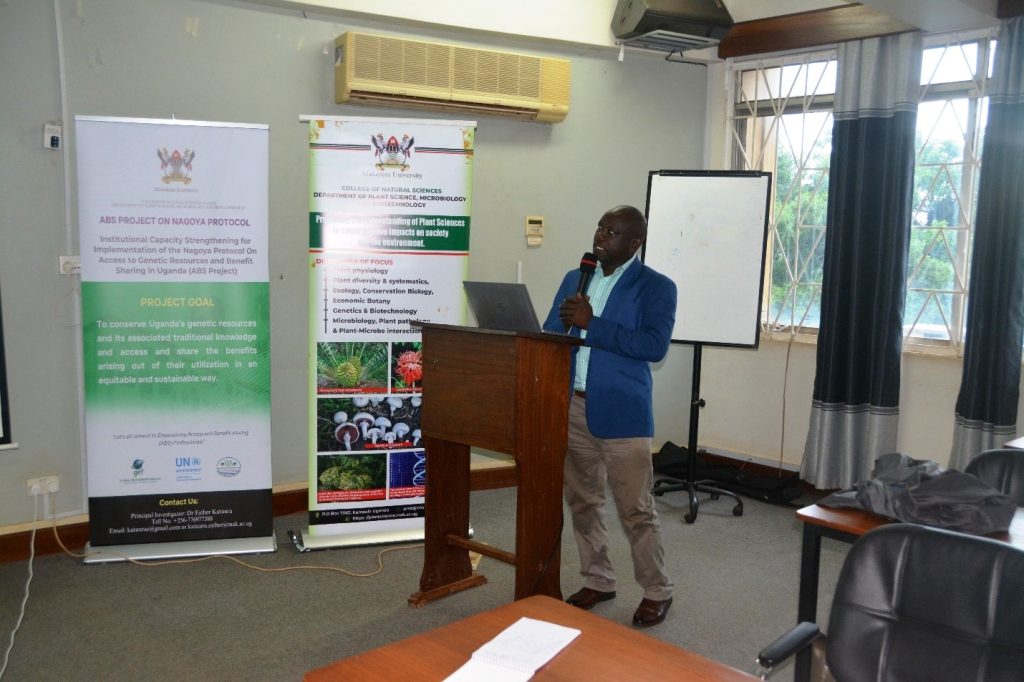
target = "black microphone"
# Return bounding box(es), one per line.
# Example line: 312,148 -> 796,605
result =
564,252 -> 597,335
576,252 -> 597,296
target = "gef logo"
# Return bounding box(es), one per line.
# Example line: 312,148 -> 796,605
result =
175,457 -> 201,467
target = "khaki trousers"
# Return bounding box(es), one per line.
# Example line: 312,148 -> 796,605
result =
563,394 -> 673,601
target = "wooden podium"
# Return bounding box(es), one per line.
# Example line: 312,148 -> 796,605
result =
409,322 -> 578,606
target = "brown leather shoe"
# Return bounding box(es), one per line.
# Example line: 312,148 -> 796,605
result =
632,597 -> 673,627
565,587 -> 616,610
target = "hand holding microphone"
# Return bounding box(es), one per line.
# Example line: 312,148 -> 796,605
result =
560,252 -> 597,333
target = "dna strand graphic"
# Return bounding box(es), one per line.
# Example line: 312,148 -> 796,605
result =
412,451 -> 426,486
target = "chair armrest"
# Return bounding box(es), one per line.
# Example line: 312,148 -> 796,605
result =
757,621 -> 822,669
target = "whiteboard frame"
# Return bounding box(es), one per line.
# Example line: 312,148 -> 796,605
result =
641,170 -> 772,348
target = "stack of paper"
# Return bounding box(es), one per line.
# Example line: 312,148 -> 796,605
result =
444,616 -> 581,681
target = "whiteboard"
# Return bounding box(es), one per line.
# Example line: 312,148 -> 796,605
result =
642,171 -> 771,347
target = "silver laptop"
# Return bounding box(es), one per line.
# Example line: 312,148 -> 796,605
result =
463,281 -> 541,333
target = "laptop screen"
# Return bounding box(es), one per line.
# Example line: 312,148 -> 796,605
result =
463,281 -> 542,333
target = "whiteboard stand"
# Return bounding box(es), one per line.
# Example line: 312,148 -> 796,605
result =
652,344 -> 743,523
642,169 -> 772,523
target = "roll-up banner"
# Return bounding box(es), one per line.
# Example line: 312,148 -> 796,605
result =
76,116 -> 274,562
294,116 -> 475,550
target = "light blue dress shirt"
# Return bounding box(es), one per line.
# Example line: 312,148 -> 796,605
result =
574,252 -> 638,392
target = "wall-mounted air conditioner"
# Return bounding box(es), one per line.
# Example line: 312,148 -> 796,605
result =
612,0 -> 733,53
334,32 -> 571,123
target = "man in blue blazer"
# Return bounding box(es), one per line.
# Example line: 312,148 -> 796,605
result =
543,205 -> 676,627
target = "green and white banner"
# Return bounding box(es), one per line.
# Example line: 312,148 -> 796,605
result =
305,116 -> 474,546
76,117 -> 272,548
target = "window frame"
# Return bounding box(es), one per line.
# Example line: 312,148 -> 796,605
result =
723,28 -> 999,356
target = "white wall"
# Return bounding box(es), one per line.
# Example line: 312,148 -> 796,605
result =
0,0 -> 706,530
694,340 -> 1024,474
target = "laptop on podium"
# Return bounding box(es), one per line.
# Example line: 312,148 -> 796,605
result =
463,281 -> 542,333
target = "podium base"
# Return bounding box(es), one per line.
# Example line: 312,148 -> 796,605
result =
409,573 -> 488,607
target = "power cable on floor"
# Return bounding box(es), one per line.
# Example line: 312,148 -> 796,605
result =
0,494 -> 39,681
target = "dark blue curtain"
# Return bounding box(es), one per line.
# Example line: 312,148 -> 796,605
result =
802,33 -> 922,489
950,18 -> 1024,468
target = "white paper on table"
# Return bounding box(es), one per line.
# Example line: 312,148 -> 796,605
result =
443,616 -> 581,681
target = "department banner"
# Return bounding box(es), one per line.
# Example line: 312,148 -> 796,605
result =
76,117 -> 272,550
304,116 -> 474,547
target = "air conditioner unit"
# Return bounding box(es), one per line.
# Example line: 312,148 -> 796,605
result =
334,32 -> 571,123
611,0 -> 733,53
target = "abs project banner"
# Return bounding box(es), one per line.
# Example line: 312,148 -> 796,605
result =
76,117 -> 273,556
302,115 -> 474,548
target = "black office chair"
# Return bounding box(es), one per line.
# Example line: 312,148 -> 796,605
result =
756,523 -> 1024,681
965,447 -> 1024,506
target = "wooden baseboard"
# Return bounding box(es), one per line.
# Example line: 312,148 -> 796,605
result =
0,521 -> 93,565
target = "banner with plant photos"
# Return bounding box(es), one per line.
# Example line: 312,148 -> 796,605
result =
76,116 -> 271,548
306,116 -> 474,545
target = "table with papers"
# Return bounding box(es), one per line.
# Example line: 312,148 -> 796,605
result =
305,595 -> 757,681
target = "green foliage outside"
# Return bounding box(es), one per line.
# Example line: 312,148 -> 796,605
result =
767,115 -> 830,330
766,117 -> 968,337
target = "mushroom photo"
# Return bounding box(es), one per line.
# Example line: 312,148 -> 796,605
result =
316,395 -> 422,452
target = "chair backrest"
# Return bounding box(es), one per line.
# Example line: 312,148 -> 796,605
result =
965,448 -> 1024,506
826,524 -> 1024,682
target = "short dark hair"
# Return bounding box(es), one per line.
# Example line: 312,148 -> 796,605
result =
607,205 -> 647,239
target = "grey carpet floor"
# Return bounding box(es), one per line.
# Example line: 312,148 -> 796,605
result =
0,487 -> 848,681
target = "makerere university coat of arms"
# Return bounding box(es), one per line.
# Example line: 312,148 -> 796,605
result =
370,134 -> 414,170
157,147 -> 195,184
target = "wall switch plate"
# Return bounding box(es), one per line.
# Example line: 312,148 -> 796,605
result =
43,122 -> 62,150
525,215 -> 544,246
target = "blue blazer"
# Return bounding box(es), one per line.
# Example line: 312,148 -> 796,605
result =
543,258 -> 676,438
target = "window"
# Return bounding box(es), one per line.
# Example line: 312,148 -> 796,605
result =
729,50 -> 836,336
906,36 -> 993,352
727,31 -> 997,353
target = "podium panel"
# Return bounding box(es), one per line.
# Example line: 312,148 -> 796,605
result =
421,329 -> 518,452
410,323 -> 577,605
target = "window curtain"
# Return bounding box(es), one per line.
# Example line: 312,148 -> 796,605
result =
950,17 -> 1024,469
801,32 -> 922,489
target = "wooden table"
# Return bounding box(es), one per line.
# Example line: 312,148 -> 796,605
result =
305,595 -> 758,681
794,503 -> 1024,682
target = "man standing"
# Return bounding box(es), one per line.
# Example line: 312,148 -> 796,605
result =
543,205 -> 676,627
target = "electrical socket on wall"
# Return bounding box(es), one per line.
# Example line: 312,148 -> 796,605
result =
27,476 -> 60,496
58,255 -> 81,275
